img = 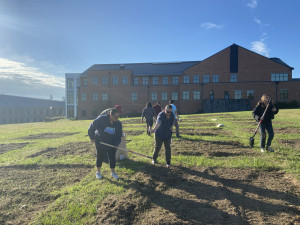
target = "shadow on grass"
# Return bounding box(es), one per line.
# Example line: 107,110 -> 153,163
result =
99,159 -> 300,224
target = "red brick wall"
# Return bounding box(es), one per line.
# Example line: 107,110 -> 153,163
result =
77,45 -> 299,119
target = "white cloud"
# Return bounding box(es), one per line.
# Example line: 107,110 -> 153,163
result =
251,40 -> 270,57
247,0 -> 258,8
0,57 -> 65,99
0,57 -> 65,88
200,22 -> 223,30
254,17 -> 261,25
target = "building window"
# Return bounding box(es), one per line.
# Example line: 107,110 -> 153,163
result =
102,93 -> 108,101
81,93 -> 86,101
163,77 -> 168,85
92,77 -> 98,86
172,76 -> 178,85
67,90 -> 74,104
212,75 -> 219,83
182,91 -> 189,100
280,89 -> 288,100
183,75 -> 190,84
152,77 -> 158,85
92,110 -> 98,118
224,91 -> 229,99
142,77 -> 149,85
81,110 -> 86,118
131,93 -> 137,101
102,77 -> 108,85
151,92 -> 157,101
271,73 -> 288,81
172,92 -> 178,101
234,90 -> 242,99
194,91 -> 200,100
123,76 -> 128,85
133,77 -> 139,85
92,93 -> 98,101
193,75 -> 200,83
247,90 -> 254,99
112,76 -> 118,85
83,78 -> 88,86
67,78 -> 74,89
161,92 -> 168,101
203,75 -> 209,83
210,90 -> 214,100
231,74 -> 237,82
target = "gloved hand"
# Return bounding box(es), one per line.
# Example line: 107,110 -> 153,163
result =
255,115 -> 260,122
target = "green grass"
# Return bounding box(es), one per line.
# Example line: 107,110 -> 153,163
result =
0,109 -> 299,224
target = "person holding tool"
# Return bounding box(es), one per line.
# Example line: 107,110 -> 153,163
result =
150,104 -> 175,167
252,94 -> 279,152
88,108 -> 122,180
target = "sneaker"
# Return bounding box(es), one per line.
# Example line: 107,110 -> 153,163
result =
111,172 -> 119,180
266,146 -> 274,152
152,159 -> 156,165
260,148 -> 265,153
166,163 -> 171,168
96,172 -> 102,179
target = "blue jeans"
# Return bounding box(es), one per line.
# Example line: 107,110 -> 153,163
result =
259,121 -> 274,148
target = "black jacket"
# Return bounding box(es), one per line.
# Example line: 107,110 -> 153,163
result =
252,102 -> 279,123
88,114 -> 122,146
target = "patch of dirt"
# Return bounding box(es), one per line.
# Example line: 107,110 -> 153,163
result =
172,138 -> 259,157
27,142 -> 94,158
0,163 -> 93,225
181,128 -> 230,137
0,142 -> 31,154
96,165 -> 300,224
274,127 -> 300,134
19,132 -> 79,140
278,139 -> 300,150
124,130 -> 145,136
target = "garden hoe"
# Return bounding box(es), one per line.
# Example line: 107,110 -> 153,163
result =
249,98 -> 272,148
100,142 -> 153,159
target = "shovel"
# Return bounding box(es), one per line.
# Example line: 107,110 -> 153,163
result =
249,98 -> 272,148
100,142 -> 153,159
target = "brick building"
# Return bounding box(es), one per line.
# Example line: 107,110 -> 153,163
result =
0,94 -> 65,124
65,44 -> 300,119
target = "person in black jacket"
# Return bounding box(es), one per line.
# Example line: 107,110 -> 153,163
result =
252,94 -> 279,152
88,108 -> 122,180
141,102 -> 156,135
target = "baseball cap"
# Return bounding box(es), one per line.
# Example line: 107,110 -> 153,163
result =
114,105 -> 123,113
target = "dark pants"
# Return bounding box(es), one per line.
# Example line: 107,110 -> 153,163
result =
153,134 -> 171,164
174,119 -> 179,136
259,121 -> 274,148
95,142 -> 116,168
146,119 -> 154,127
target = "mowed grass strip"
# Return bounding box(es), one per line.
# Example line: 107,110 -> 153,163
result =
0,109 -> 299,224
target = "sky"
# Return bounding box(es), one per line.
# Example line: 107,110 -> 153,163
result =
0,0 -> 300,100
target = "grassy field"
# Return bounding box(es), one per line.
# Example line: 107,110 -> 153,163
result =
0,109 -> 299,224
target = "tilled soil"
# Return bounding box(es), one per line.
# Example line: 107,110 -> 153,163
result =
0,142 -> 94,225
0,143 -> 31,154
1,118 -> 300,224
96,164 -> 300,224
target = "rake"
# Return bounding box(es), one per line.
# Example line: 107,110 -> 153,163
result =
100,142 -> 153,159
249,98 -> 272,148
